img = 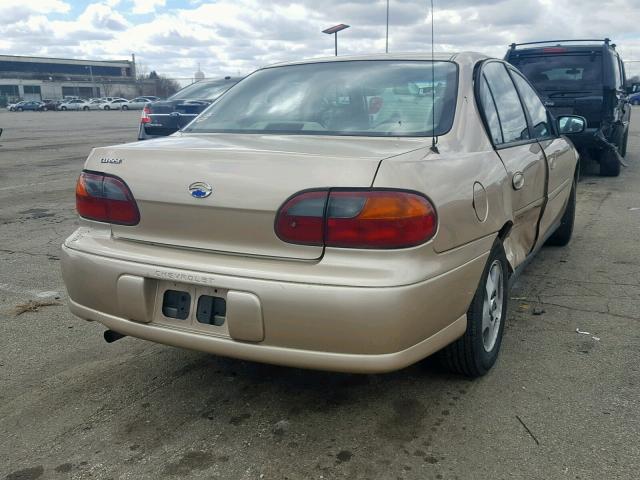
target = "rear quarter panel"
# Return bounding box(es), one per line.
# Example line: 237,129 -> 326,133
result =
373,75 -> 512,255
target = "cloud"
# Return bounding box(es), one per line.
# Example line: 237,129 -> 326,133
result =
131,0 -> 166,15
0,0 -> 69,24
78,3 -> 129,31
0,0 -> 638,79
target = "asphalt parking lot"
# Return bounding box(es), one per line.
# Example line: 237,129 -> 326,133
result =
1,109 -> 639,480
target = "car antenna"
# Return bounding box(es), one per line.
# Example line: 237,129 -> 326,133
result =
430,0 -> 439,153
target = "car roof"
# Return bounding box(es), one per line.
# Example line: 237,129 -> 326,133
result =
264,52 -> 488,70
507,42 -> 616,57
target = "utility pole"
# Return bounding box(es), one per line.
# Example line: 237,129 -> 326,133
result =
386,0 -> 389,53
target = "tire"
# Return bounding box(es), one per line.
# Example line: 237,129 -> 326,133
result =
104,105 -> 110,111
546,178 -> 576,247
17,107 -> 23,112
437,242 -> 509,377
599,148 -> 621,177
121,105 -> 128,110
61,106 -> 67,111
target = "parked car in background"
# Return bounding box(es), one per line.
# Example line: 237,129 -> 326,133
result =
629,92 -> 640,105
140,96 -> 160,102
138,76 -> 241,140
58,99 -> 91,111
41,99 -> 60,111
7,101 -> 23,111
15,101 -> 44,111
100,98 -> 130,110
64,53 -> 583,377
87,99 -> 105,110
126,97 -> 153,110
505,38 -> 631,176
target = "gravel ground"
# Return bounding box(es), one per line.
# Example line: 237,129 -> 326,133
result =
1,109 -> 639,480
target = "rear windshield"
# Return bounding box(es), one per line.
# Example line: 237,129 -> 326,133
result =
186,60 -> 458,137
509,54 -> 603,92
170,80 -> 237,101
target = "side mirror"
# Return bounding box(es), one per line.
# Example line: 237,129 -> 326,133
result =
557,115 -> 586,135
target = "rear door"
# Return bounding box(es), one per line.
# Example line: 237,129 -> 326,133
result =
508,68 -> 577,247
478,61 -> 546,267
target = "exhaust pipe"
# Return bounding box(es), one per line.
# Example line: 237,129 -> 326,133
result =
104,330 -> 126,343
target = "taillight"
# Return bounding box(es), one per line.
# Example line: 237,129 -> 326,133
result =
275,189 -> 437,249
275,190 -> 328,246
76,171 -> 140,225
140,105 -> 151,124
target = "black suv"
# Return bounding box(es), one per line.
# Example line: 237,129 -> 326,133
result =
505,39 -> 630,176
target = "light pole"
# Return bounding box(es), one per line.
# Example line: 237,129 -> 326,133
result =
322,24 -> 350,56
85,65 -> 96,98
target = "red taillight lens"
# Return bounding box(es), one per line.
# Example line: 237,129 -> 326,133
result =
140,105 -> 151,124
76,171 -> 140,225
275,190 -> 328,245
326,191 -> 436,248
275,189 -> 436,249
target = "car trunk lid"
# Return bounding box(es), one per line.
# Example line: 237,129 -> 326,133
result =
85,134 -> 423,260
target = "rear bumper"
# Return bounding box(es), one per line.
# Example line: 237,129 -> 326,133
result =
69,299 -> 467,373
61,244 -> 488,373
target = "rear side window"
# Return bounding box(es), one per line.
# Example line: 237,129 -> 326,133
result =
482,62 -> 529,144
479,75 -> 503,144
510,71 -> 552,139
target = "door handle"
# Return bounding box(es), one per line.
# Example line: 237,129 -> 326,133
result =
512,172 -> 525,190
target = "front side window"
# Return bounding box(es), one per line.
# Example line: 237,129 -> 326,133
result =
482,62 -> 529,144
186,61 -> 459,137
510,71 -> 551,139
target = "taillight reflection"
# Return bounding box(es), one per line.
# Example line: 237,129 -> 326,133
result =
275,189 -> 436,249
76,171 -> 140,225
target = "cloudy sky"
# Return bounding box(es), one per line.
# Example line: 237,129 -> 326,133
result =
1,0 -> 639,79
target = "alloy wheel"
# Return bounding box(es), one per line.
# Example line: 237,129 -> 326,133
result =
482,259 -> 504,352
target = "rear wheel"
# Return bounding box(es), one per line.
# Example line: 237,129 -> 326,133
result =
61,106 -> 67,111
546,178 -> 576,246
122,105 -> 129,110
83,106 -> 89,111
438,242 -> 509,377
104,105 -> 110,111
17,107 -> 23,112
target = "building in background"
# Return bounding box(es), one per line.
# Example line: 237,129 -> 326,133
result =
0,54 -> 137,105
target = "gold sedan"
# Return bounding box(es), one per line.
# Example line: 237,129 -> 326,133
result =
61,53 -> 583,377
